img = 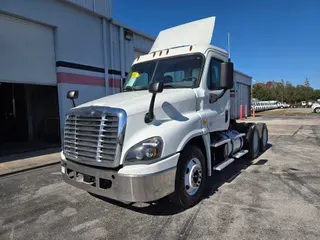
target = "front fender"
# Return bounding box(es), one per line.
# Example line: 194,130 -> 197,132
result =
120,111 -> 204,164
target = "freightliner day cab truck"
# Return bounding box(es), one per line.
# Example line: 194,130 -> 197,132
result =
61,17 -> 269,209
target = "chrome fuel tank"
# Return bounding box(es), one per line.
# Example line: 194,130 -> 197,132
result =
213,130 -> 244,157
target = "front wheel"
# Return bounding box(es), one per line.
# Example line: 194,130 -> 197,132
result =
170,145 -> 207,209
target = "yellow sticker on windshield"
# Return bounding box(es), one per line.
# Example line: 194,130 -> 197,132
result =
131,72 -> 140,78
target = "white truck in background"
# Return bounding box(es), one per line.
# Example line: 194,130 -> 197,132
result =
311,99 -> 320,113
61,17 -> 268,209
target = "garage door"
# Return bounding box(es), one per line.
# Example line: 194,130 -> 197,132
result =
0,14 -> 56,85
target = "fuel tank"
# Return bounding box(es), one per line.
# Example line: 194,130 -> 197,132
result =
212,130 -> 244,157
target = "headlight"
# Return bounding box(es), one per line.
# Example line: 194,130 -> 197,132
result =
125,137 -> 163,163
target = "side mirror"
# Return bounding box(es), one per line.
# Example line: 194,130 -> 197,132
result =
149,81 -> 164,93
67,90 -> 79,100
220,61 -> 234,89
145,82 -> 164,124
67,90 -> 79,107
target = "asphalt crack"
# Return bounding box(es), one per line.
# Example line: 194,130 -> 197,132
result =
151,215 -> 173,240
275,172 -> 320,212
311,126 -> 320,145
292,125 -> 303,136
177,201 -> 203,240
286,170 -> 320,199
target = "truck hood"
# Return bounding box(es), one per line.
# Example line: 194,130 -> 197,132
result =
75,89 -> 197,116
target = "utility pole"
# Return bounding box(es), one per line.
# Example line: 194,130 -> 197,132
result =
281,79 -> 284,103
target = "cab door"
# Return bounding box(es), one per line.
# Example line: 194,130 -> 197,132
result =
203,53 -> 230,132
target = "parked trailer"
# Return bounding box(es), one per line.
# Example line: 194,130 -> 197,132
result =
252,100 -> 280,112
230,71 -> 252,119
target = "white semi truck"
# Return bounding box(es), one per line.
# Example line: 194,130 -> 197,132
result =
61,17 -> 268,209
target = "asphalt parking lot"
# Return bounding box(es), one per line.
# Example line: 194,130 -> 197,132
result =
1,113 -> 320,240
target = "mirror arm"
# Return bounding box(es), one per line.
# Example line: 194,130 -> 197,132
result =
71,99 -> 76,108
145,93 -> 157,123
209,89 -> 227,104
217,89 -> 227,99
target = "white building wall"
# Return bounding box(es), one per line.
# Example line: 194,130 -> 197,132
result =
64,0 -> 112,18
0,13 -> 56,85
0,0 -> 155,139
124,35 -> 135,70
0,0 -> 105,68
133,34 -> 154,54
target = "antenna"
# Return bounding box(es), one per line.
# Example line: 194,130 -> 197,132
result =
228,32 -> 231,61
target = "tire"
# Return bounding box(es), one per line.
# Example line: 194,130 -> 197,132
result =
244,124 -> 260,160
315,108 -> 320,113
256,123 -> 268,152
170,145 -> 207,209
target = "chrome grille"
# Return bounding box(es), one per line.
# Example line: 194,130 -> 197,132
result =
63,112 -> 119,164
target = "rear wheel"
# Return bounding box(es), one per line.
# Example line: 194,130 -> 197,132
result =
245,124 -> 260,160
170,145 -> 207,209
256,123 -> 268,152
315,108 -> 320,113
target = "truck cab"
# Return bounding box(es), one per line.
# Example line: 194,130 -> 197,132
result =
61,16 -> 268,209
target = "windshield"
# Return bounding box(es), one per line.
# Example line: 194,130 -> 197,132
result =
123,54 -> 204,91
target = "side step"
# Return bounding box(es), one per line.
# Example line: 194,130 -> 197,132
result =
211,139 -> 231,148
233,150 -> 248,159
213,158 -> 234,171
236,133 -> 246,138
211,133 -> 246,148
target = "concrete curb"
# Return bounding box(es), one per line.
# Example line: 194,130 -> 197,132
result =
0,149 -> 61,177
0,161 -> 60,177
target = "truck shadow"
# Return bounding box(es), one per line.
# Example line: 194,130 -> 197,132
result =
204,156 -> 269,198
92,144 -> 272,216
153,102 -> 189,126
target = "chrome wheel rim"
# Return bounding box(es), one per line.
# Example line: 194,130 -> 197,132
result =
316,109 -> 320,113
263,128 -> 267,146
184,158 -> 202,196
253,130 -> 259,154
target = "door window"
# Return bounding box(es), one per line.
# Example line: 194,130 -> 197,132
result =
207,58 -> 222,90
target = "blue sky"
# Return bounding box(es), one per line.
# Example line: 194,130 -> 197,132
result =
113,0 -> 320,89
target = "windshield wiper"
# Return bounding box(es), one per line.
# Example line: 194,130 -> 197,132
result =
163,85 -> 176,89
163,84 -> 191,89
123,86 -> 133,91
123,86 -> 148,92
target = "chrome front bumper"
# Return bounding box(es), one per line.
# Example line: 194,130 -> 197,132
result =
61,156 -> 178,203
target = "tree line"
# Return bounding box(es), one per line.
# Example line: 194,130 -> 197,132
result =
252,79 -> 320,104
